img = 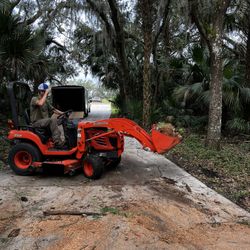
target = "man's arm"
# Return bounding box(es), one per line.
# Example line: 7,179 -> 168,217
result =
47,100 -> 63,116
36,89 -> 50,106
53,108 -> 64,115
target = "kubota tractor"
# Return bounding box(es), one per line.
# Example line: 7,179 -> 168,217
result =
6,82 -> 181,179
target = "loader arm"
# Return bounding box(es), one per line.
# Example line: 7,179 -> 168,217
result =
79,118 -> 181,154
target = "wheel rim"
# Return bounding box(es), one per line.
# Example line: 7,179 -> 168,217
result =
14,151 -> 32,169
84,161 -> 93,177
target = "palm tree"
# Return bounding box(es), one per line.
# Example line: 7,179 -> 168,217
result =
173,45 -> 250,132
0,6 -> 44,81
188,0 -> 231,148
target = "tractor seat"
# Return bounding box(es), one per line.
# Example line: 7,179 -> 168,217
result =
24,109 -> 51,144
33,127 -> 51,144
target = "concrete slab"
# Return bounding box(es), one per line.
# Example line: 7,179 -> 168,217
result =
125,138 -> 250,222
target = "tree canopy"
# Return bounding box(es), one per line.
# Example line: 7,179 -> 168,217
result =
1,0 -> 250,148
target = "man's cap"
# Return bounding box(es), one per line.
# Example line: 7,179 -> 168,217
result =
38,83 -> 49,91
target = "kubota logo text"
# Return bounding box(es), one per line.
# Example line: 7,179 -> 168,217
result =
14,134 -> 22,137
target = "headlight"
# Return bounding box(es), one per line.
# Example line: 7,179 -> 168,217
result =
77,129 -> 82,141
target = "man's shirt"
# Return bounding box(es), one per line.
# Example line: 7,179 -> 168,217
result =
30,96 -> 53,123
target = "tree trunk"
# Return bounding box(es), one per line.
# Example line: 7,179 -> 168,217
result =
163,20 -> 170,58
87,0 -> 130,113
152,44 -> 159,107
142,0 -> 153,129
118,80 -> 127,113
153,20 -> 170,103
152,0 -> 171,106
206,0 -> 230,148
245,22 -> 250,87
189,0 -> 230,149
107,0 -> 131,113
206,39 -> 223,149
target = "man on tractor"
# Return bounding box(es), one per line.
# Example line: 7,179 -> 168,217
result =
30,83 -> 66,149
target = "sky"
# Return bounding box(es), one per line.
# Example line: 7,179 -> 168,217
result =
73,69 -> 100,84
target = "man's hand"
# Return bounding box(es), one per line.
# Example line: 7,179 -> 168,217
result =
45,88 -> 51,96
36,87 -> 51,106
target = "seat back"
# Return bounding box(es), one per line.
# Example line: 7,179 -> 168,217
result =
34,127 -> 51,144
24,108 -> 31,125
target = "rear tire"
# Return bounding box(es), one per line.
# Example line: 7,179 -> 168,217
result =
8,143 -> 41,176
83,156 -> 104,179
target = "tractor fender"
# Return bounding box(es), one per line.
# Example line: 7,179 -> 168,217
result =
8,130 -> 47,152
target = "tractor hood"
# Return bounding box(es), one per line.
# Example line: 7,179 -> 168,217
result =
51,85 -> 88,112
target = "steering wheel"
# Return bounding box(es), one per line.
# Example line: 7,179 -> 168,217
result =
57,110 -> 73,119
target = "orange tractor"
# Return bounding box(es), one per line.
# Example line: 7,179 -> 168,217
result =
7,82 -> 181,179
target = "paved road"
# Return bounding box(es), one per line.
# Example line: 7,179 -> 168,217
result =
0,103 -> 250,250
85,102 -> 111,121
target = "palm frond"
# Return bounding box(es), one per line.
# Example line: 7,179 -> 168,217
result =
190,81 -> 204,95
197,90 -> 210,106
173,85 -> 189,102
240,87 -> 250,103
226,118 -> 250,134
223,87 -> 241,112
0,0 -> 10,13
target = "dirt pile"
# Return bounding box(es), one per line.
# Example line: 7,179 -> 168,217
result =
1,179 -> 249,250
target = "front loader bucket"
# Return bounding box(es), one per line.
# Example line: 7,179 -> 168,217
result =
151,129 -> 181,154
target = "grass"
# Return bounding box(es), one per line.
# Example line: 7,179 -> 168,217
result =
101,99 -> 120,117
110,103 -> 120,118
100,206 -> 130,217
101,98 -> 110,104
101,206 -> 120,215
170,134 -> 250,175
166,134 -> 250,211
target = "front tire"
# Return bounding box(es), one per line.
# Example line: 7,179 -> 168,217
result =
83,156 -> 104,179
107,156 -> 121,170
8,143 -> 41,176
